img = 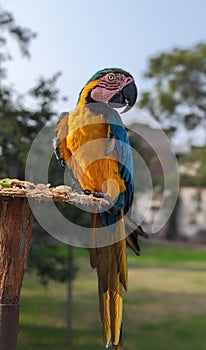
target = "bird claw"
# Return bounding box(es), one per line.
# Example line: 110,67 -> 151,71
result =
83,189 -> 104,198
83,190 -> 114,206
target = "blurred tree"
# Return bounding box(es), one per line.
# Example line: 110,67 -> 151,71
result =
0,5 -> 79,344
139,42 -> 206,187
139,43 -> 206,239
139,42 -> 206,139
178,145 -> 206,187
27,244 -> 77,285
0,6 -> 62,178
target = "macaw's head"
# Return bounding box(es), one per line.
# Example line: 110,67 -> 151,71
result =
77,68 -> 138,113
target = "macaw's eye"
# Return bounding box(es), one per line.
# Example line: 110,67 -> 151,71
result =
108,74 -> 115,81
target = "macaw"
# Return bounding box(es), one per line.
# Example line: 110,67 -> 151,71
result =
54,68 -> 143,349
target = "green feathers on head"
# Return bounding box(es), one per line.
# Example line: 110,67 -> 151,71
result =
87,67 -> 133,83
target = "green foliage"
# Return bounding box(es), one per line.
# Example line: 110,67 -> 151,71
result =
139,43 -> 206,129
27,244 -> 78,285
0,74 -> 63,178
179,146 -> 206,187
139,43 -> 206,188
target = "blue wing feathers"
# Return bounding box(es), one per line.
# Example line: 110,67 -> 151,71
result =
100,107 -> 134,226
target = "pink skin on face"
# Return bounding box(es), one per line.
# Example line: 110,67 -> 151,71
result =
90,73 -> 134,103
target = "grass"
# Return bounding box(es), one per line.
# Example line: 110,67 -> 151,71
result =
17,242 -> 206,349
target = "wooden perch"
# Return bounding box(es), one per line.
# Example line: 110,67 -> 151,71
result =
0,179 -> 110,350
0,179 -> 110,207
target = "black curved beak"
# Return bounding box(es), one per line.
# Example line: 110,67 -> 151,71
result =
108,81 -> 138,113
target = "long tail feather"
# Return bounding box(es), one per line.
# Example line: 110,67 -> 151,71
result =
112,326 -> 123,349
90,214 -> 127,349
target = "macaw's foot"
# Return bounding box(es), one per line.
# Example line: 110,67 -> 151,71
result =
83,190 -> 114,206
83,189 -> 104,198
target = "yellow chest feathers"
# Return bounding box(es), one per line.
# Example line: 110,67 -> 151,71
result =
66,106 -> 126,200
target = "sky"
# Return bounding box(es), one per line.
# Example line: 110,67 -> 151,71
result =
2,0 -> 206,114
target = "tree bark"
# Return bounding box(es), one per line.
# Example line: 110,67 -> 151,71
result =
0,197 -> 34,349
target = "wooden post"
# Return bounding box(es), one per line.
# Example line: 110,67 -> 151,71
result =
0,197 -> 34,350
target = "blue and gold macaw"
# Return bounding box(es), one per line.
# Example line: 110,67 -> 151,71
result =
54,68 -> 142,349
